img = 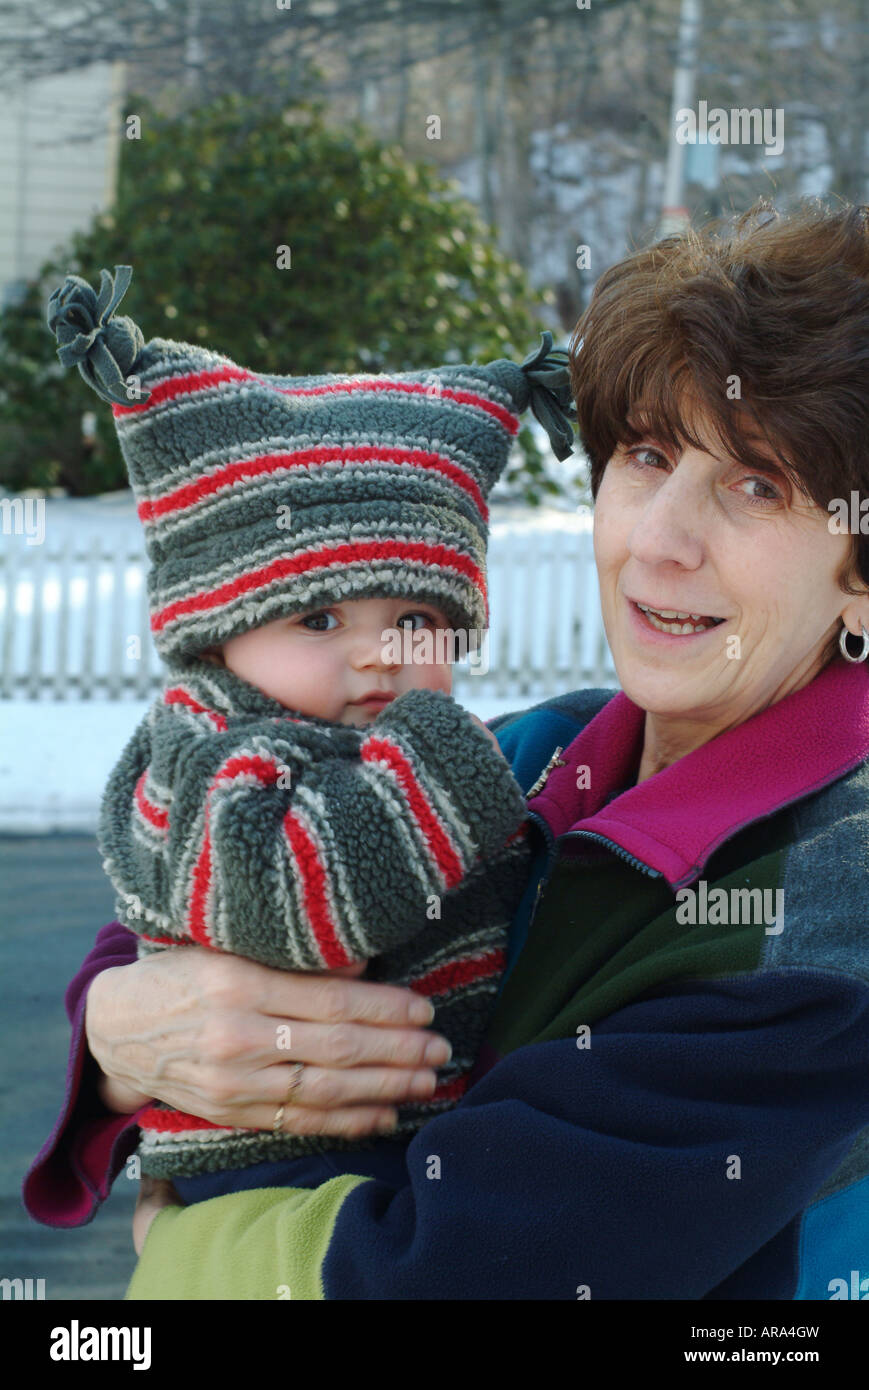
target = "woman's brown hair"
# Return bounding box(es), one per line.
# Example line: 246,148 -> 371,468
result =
568,197 -> 869,596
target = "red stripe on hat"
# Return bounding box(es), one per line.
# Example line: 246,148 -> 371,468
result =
280,380 -> 518,436
283,812 -> 352,969
112,366 -> 519,434
138,444 -> 488,525
152,540 -> 485,633
139,1107 -> 230,1134
408,948 -> 506,998
360,737 -> 464,888
165,685 -> 228,731
112,365 -> 252,414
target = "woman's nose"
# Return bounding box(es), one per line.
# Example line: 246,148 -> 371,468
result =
628,471 -> 706,569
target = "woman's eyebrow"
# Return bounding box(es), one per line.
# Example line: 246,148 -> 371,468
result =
630,431 -> 796,487
721,434 -> 793,473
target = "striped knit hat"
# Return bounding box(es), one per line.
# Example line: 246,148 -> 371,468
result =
47,265 -> 575,662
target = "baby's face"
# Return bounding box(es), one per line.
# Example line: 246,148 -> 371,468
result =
220,597 -> 455,726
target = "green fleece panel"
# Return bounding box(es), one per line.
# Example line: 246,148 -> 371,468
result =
125,1175 -> 370,1301
487,839 -> 789,1056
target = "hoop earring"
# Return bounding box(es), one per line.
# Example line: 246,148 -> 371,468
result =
839,622 -> 869,663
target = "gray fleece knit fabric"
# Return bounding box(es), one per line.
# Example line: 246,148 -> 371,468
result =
98,657 -> 532,1176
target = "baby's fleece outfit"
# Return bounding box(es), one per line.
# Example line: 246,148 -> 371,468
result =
98,654 -> 532,1185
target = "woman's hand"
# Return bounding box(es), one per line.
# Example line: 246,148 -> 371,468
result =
133,1178 -> 183,1257
85,947 -> 450,1139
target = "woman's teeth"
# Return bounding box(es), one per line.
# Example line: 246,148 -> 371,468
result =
636,602 -> 723,635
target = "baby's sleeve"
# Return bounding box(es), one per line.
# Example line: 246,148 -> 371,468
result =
105,688 -> 528,970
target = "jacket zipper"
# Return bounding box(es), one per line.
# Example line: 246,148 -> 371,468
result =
524,811 -> 661,922
527,744 -> 864,897
558,829 -> 662,878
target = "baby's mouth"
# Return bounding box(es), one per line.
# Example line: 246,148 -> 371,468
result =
635,602 -> 726,635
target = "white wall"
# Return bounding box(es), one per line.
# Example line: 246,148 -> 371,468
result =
0,48 -> 125,304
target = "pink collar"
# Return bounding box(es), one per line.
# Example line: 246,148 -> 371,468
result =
527,657 -> 869,888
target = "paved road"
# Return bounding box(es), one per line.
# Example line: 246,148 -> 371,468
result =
0,835 -> 137,1301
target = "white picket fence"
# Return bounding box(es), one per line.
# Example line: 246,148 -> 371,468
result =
0,524 -> 619,702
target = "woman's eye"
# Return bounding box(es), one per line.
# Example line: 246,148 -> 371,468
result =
740,476 -> 782,505
626,445 -> 667,470
300,611 -> 338,632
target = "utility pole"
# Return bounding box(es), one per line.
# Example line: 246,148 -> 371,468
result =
185,0 -> 204,94
658,0 -> 702,238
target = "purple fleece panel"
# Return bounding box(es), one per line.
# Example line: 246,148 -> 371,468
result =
528,656 -> 869,889
22,921 -> 144,1227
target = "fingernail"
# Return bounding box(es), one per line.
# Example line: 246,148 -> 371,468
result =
410,997 -> 435,1025
425,1037 -> 452,1066
412,1070 -> 437,1098
378,1110 -> 398,1132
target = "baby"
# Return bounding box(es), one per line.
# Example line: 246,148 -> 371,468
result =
47,265 -> 575,1197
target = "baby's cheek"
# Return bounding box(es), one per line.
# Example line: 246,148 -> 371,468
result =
413,663 -> 453,696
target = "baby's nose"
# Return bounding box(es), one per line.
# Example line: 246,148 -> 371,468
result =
353,629 -> 400,669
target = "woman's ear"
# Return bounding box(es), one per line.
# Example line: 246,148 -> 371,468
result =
841,596 -> 869,639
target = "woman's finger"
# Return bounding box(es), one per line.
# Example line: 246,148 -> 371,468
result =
263,1059 -> 440,1110
249,1016 -> 453,1072
110,1022 -> 447,1127
243,1101 -> 404,1140
255,968 -> 437,1028
141,1011 -> 450,1092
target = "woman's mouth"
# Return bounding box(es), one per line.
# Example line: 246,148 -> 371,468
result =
630,599 -> 727,638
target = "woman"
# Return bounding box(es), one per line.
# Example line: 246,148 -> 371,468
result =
24,198 -> 869,1299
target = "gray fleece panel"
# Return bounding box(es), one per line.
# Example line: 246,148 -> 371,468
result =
760,758 -> 869,1209
763,757 -> 869,986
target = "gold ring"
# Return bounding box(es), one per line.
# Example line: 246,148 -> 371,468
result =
272,1062 -> 305,1134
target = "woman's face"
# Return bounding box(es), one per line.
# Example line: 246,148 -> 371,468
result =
593,415 -> 866,732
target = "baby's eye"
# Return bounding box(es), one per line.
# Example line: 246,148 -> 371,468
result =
398,611 -> 435,631
300,611 -> 339,632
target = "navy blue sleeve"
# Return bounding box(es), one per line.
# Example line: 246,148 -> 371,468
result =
321,969 -> 869,1299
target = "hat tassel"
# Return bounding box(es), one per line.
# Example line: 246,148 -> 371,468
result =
519,331 -> 577,462
47,264 -> 148,407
